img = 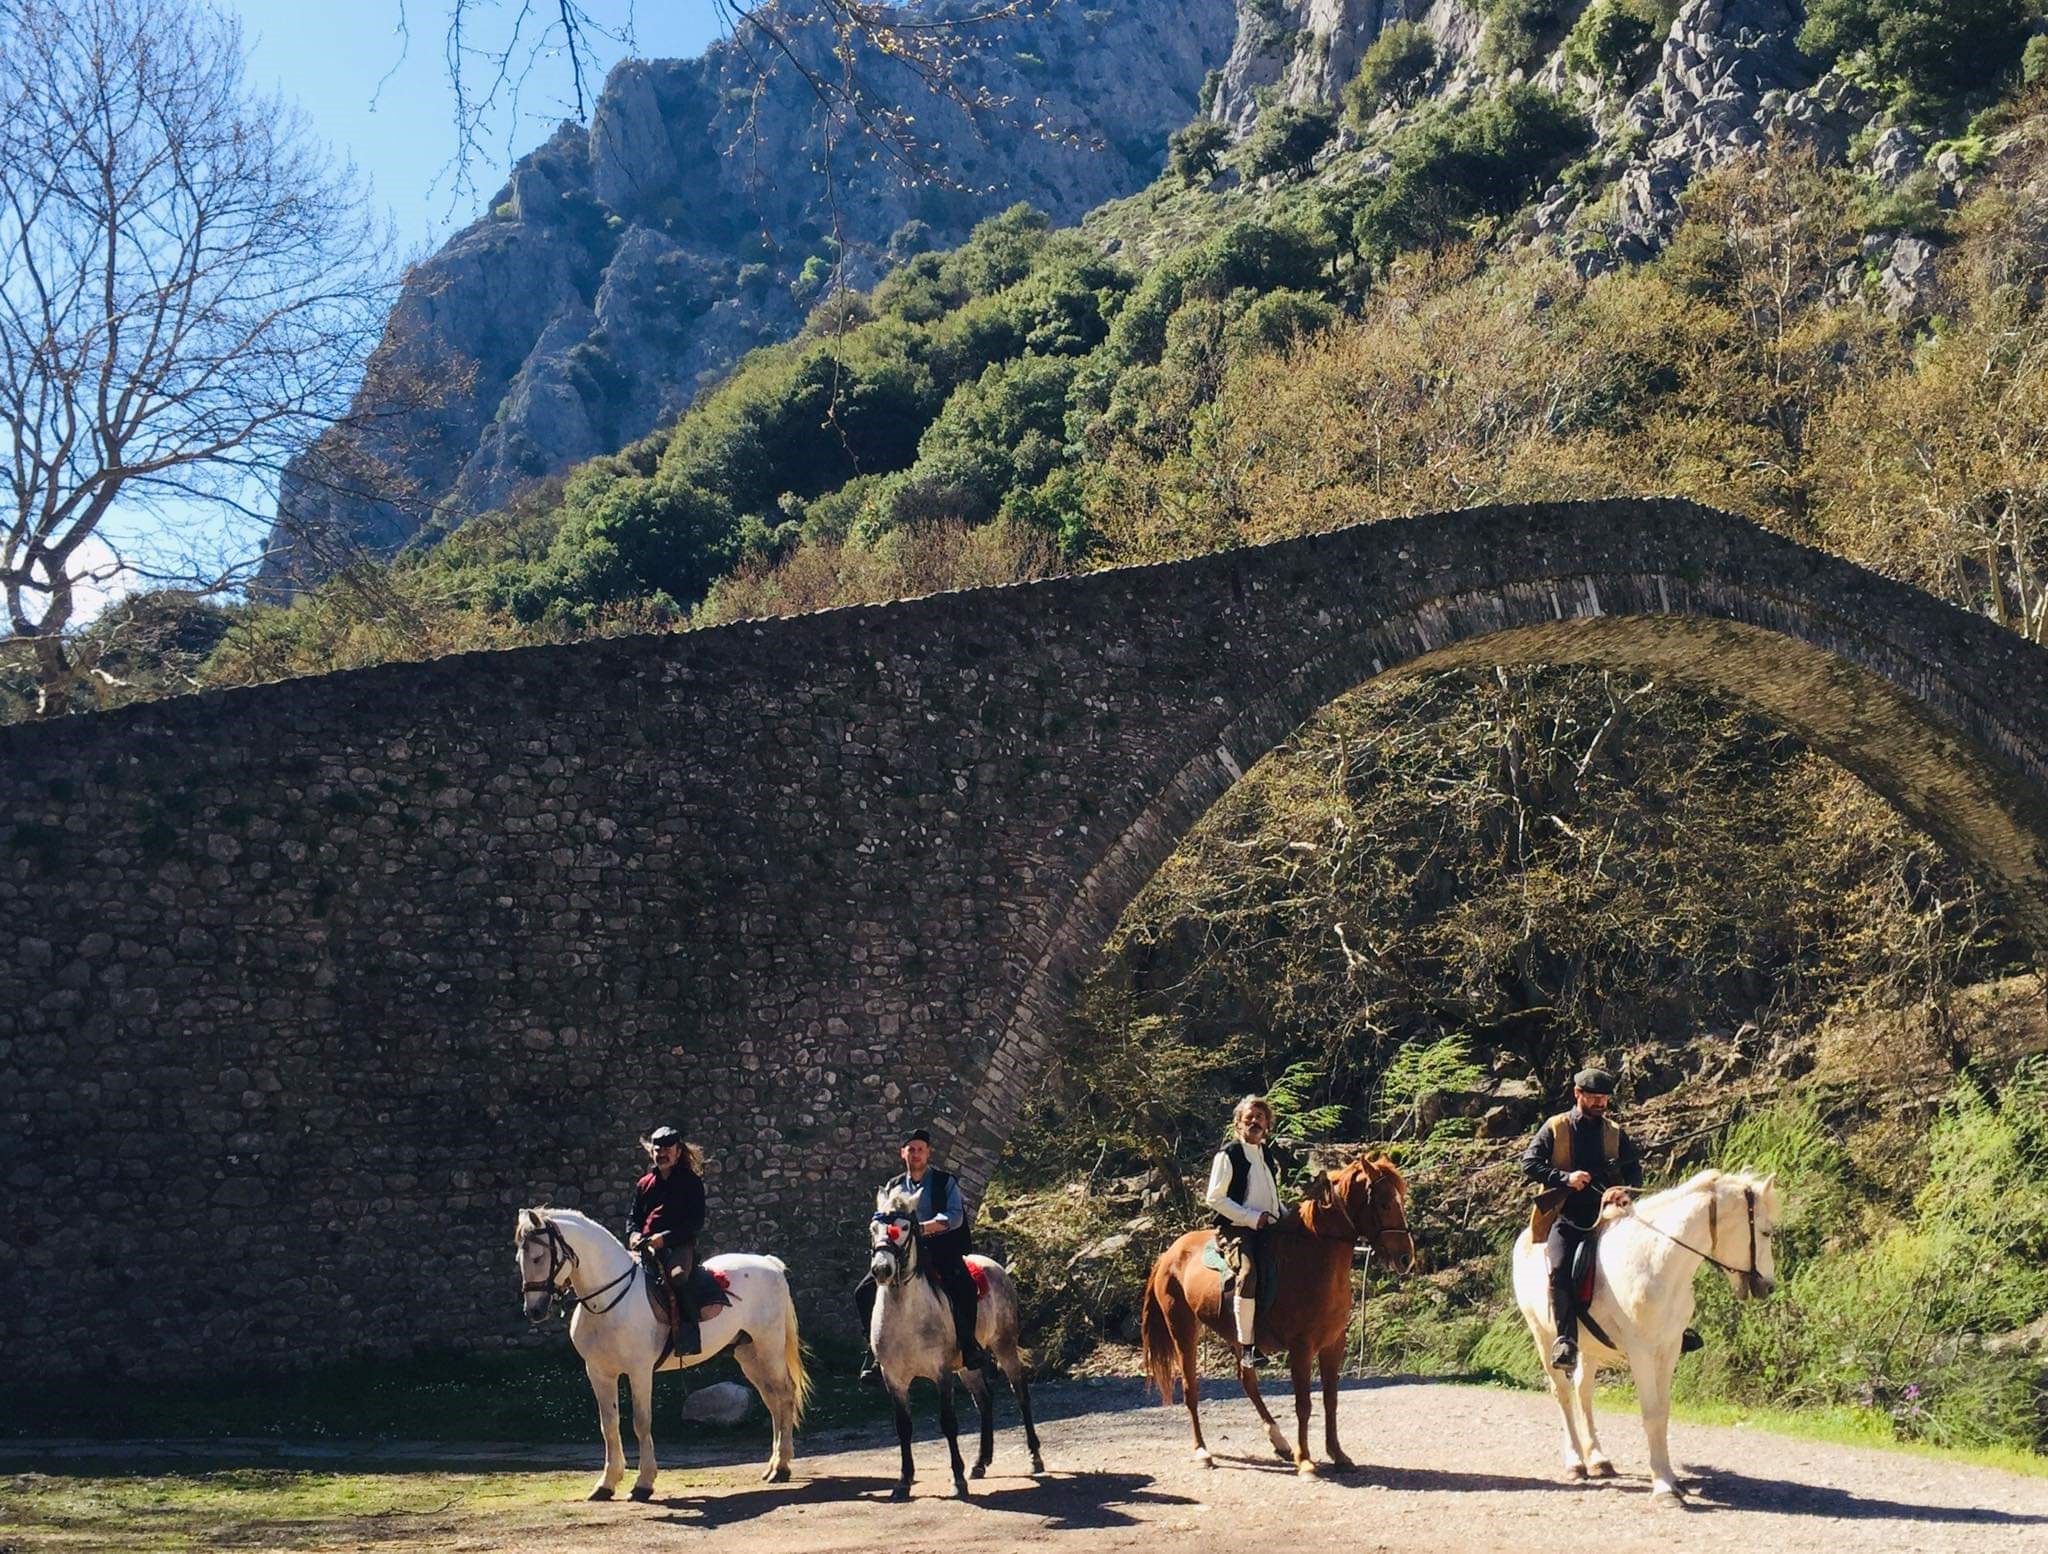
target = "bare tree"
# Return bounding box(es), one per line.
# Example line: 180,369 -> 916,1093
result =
0,0 -> 394,715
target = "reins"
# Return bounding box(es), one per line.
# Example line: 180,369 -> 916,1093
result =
522,1218 -> 640,1317
1629,1183 -> 1763,1290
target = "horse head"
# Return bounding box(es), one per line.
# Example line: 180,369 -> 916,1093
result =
516,1207 -> 576,1322
1313,1156 -> 1415,1273
869,1185 -> 922,1287
1715,1171 -> 1780,1300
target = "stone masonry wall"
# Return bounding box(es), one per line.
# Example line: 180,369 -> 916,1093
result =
4,499 -> 2047,1382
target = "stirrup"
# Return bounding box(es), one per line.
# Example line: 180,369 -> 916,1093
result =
1549,1337 -> 1577,1371
1240,1346 -> 1272,1371
1680,1327 -> 1704,1354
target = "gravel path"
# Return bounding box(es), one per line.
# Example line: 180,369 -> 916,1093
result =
8,1378 -> 2045,1553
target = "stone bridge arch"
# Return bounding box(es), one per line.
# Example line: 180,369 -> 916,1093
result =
4,498 -> 2047,1378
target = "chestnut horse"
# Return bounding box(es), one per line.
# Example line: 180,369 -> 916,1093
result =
1140,1155 -> 1413,1475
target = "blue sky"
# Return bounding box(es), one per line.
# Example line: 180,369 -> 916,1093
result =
230,1 -> 728,256
72,3 -> 729,618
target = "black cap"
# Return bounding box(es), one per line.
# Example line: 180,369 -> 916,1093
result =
646,1125 -> 683,1147
1573,1068 -> 1616,1095
904,1127 -> 933,1146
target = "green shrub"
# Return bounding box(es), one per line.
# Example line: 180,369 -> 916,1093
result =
1797,0 -> 2032,103
1342,21 -> 1438,130
1479,0 -> 1565,75
1561,0 -> 1660,87
2024,33 -> 2048,86
1243,102 -> 1338,183
1169,119 -> 1232,185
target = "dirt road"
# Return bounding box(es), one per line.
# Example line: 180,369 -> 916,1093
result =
6,1378 -> 2044,1553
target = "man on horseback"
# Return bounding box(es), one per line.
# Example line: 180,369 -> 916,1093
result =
1520,1069 -> 1643,1371
627,1125 -> 716,1356
1206,1094 -> 1293,1372
856,1127 -> 991,1383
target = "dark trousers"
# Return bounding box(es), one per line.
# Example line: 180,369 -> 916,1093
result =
1547,1221 -> 1591,1346
1217,1223 -> 1276,1303
644,1240 -> 703,1354
856,1253 -> 984,1363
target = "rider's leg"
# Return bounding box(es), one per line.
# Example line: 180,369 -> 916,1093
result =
664,1246 -> 701,1357
855,1275 -> 883,1387
1546,1224 -> 1579,1370
939,1257 -> 990,1371
1241,1229 -> 1274,1368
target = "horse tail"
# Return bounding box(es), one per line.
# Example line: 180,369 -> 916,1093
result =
1140,1268 -> 1177,1405
778,1271 -> 813,1429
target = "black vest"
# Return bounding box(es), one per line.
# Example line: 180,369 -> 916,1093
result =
1212,1141 -> 1293,1231
899,1167 -> 971,1259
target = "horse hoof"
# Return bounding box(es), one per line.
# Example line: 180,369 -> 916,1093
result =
1329,1456 -> 1356,1474
628,1486 -> 653,1502
970,1462 -> 987,1480
763,1464 -> 791,1484
890,1482 -> 911,1502
1652,1487 -> 1687,1509
1295,1458 -> 1318,1478
1193,1448 -> 1214,1469
1589,1459 -> 1617,1480
1562,1465 -> 1587,1483
587,1486 -> 615,1502
953,1477 -> 972,1500
1030,1455 -> 1045,1476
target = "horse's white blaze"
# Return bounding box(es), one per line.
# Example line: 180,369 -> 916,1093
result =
1513,1169 -> 1781,1500
515,1208 -> 809,1499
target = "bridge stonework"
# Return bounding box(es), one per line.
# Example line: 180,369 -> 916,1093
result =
4,500 -> 2047,1380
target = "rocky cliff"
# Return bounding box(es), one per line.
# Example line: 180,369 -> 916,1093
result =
267,0 -> 1238,584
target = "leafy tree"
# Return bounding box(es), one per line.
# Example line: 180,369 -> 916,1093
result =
1343,21 -> 1438,131
1561,0 -> 1661,88
1244,103 -> 1338,183
1797,0 -> 2032,102
1169,119 -> 1232,185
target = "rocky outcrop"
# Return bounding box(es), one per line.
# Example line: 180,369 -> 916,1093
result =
267,0 -> 1238,587
1209,0 -> 1482,132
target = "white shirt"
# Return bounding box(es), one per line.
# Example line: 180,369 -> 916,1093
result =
1206,1140 -> 1280,1228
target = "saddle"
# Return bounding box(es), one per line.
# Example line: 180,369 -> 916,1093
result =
639,1252 -> 733,1330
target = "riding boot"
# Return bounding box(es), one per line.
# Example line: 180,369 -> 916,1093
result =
948,1280 -> 990,1372
665,1262 -> 701,1356
1680,1327 -> 1704,1353
1547,1267 -> 1578,1371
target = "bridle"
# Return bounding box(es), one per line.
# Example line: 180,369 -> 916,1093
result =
1314,1168 -> 1414,1266
870,1209 -> 921,1287
1634,1183 -> 1768,1297
520,1217 -> 638,1318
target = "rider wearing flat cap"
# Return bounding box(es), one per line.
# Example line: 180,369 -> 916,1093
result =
1520,1068 -> 1642,1371
855,1126 -> 991,1383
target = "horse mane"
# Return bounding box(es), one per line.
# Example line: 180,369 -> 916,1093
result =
1633,1166 -> 1775,1219
516,1206 -> 610,1242
877,1185 -> 921,1217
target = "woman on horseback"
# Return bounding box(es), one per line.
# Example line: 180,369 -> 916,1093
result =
1205,1094 -> 1292,1371
628,1125 -> 711,1354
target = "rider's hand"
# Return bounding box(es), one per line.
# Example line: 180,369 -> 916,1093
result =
920,1218 -> 945,1237
1566,1170 -> 1593,1190
1256,1212 -> 1274,1228
1602,1187 -> 1633,1208
627,1232 -> 643,1251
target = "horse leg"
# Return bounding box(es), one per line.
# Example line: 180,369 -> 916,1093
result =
962,1364 -> 994,1479
1637,1356 -> 1684,1503
626,1366 -> 658,1500
1236,1357 -> 1292,1463
1573,1355 -> 1613,1478
938,1370 -> 970,1498
585,1362 -> 625,1500
1544,1364 -> 1590,1481
888,1382 -> 917,1500
1318,1342 -> 1353,1472
999,1342 -> 1045,1474
1288,1350 -> 1317,1475
732,1335 -> 794,1484
1170,1303 -> 1211,1467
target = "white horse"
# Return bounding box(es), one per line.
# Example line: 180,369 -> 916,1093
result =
1512,1169 -> 1780,1503
516,1207 -> 810,1500
868,1187 -> 1044,1499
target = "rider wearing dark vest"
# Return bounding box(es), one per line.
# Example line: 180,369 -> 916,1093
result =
628,1124 -> 711,1354
855,1126 -> 991,1385
1520,1069 -> 1642,1371
1206,1095 -> 1295,1372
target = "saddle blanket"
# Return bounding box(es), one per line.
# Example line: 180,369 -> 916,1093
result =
1201,1239 -> 1232,1279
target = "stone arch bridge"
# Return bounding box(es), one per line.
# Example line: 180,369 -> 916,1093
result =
5,499 -> 2048,1379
